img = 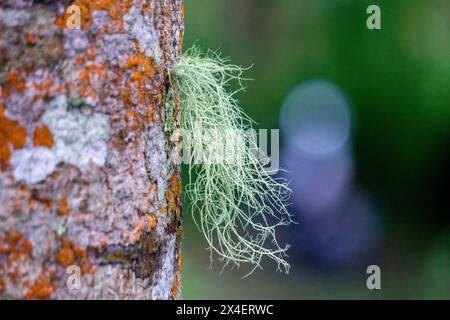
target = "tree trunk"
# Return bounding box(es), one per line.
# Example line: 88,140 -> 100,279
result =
0,0 -> 184,299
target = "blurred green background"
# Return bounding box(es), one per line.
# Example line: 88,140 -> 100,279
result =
181,0 -> 450,299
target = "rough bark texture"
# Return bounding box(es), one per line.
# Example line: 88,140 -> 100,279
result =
0,0 -> 184,299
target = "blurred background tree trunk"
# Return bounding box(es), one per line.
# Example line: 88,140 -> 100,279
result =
0,0 -> 184,299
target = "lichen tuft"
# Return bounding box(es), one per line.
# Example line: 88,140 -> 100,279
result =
169,47 -> 292,275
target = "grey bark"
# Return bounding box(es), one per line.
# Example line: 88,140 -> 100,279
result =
0,0 -> 184,299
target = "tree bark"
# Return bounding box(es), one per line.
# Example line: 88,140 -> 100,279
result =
0,0 -> 184,299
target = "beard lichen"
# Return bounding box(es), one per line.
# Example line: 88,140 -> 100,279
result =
169,47 -> 292,275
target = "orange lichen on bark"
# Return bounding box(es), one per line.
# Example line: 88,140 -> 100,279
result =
28,196 -> 38,212
124,110 -> 141,133
179,3 -> 185,51
57,197 -> 71,216
121,47 -> 158,113
33,125 -> 54,148
24,32 -> 40,45
54,0 -> 134,31
171,272 -> 180,298
172,174 -> 182,198
78,63 -> 105,83
55,238 -> 90,273
0,230 -> 35,297
56,240 -> 75,267
24,271 -> 56,299
77,62 -> 105,100
148,213 -> 157,229
6,70 -> 26,94
114,45 -> 159,132
125,53 -> 156,80
0,105 -> 27,169
0,229 -> 33,260
129,213 -> 157,243
31,73 -> 56,103
54,2 -> 95,30
146,106 -> 155,121
32,192 -> 53,208
171,253 -> 182,298
165,173 -> 182,213
165,190 -> 175,212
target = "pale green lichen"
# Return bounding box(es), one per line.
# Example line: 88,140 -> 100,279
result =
124,3 -> 162,64
56,223 -> 66,237
169,47 -> 292,275
10,147 -> 58,184
42,96 -> 110,169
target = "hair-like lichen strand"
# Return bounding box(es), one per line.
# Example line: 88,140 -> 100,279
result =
169,47 -> 292,275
